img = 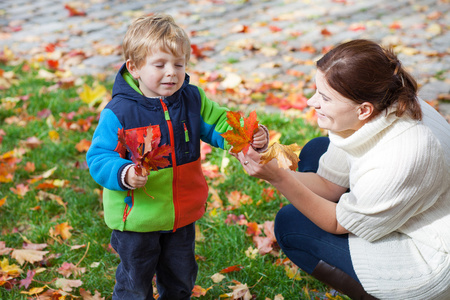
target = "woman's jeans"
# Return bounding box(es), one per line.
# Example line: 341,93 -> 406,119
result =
110,223 -> 197,300
274,137 -> 360,282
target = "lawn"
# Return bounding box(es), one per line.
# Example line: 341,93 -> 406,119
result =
0,54 -> 348,299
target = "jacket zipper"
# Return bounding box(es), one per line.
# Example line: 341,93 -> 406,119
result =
160,98 -> 179,231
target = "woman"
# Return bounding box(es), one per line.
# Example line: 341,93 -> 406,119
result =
235,40 -> 450,299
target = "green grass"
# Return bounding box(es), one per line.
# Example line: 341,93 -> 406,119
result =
0,60 -> 346,299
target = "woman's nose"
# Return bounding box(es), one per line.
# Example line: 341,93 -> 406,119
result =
307,93 -> 319,108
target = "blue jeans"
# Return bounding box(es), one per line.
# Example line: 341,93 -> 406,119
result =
275,137 -> 360,282
110,223 -> 197,300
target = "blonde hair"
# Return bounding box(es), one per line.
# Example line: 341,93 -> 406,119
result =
123,13 -> 191,69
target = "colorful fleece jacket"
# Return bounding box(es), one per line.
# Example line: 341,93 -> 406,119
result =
86,64 -> 230,232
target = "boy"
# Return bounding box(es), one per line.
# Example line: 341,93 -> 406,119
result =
86,13 -> 268,300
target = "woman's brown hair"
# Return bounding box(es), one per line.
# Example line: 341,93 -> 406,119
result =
316,39 -> 422,120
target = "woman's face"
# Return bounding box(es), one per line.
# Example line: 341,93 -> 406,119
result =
307,70 -> 366,138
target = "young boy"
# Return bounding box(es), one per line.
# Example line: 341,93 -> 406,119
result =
86,13 -> 268,299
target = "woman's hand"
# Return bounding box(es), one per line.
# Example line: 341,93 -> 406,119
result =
125,166 -> 148,188
232,146 -> 284,184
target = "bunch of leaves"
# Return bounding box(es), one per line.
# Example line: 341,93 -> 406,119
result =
117,125 -> 171,176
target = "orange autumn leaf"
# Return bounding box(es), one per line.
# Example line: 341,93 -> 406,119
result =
10,183 -> 29,198
221,111 -> 259,154
246,222 -> 262,236
0,196 -> 6,208
75,139 -> 91,152
260,142 -> 300,171
51,222 -> 73,240
191,285 -> 212,297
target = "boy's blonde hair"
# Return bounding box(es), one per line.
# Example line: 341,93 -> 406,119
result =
123,13 -> 191,69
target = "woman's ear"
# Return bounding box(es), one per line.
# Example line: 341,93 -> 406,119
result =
126,59 -> 139,79
357,102 -> 374,121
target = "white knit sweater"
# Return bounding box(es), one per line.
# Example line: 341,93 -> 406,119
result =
317,100 -> 450,299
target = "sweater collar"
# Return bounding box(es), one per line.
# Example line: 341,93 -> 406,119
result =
329,105 -> 401,156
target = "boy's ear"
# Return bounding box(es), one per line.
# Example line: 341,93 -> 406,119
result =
126,60 -> 139,79
357,102 -> 374,121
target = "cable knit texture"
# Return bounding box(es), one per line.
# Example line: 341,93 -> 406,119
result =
317,100 -> 450,299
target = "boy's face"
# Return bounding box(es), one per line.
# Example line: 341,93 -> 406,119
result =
128,50 -> 186,98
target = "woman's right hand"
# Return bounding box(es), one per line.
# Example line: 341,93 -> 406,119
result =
232,147 -> 285,184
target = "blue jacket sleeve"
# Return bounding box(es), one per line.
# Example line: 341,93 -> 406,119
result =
86,109 -> 132,191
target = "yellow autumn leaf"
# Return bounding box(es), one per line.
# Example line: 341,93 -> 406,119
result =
10,249 -> 49,266
260,142 -> 300,171
50,222 -> 73,240
0,257 -> 22,276
79,84 -> 107,107
20,286 -> 47,295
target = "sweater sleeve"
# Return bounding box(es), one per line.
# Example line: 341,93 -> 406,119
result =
197,86 -> 231,150
336,125 -> 447,242
86,108 -> 133,191
317,142 -> 350,188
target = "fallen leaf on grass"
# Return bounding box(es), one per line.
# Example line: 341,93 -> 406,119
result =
211,273 -> 226,283
58,262 -> 86,277
54,277 -> 83,292
220,265 -> 243,273
10,249 -> 49,265
79,288 -> 105,300
49,222 -> 73,240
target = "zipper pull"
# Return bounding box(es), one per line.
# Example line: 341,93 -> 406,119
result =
183,123 -> 190,142
160,99 -> 171,121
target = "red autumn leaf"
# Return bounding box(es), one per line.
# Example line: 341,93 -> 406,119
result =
118,125 -> 171,176
46,59 -> 59,70
64,4 -> 86,17
321,28 -> 332,36
220,264 -> 244,273
221,111 -> 259,154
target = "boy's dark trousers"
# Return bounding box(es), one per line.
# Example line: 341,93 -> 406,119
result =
110,223 -> 197,300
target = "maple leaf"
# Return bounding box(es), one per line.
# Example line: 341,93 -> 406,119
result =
19,269 -> 35,288
246,222 -> 262,236
58,262 -> 86,277
49,222 -> 73,240
227,281 -> 252,300
79,84 -> 106,107
0,257 -> 22,276
260,142 -> 300,171
55,278 -> 83,292
191,285 -> 212,297
79,288 -> 105,300
75,139 -> 91,152
10,249 -> 49,265
221,111 -> 259,154
0,196 -> 6,208
10,183 -> 29,198
118,125 -> 171,176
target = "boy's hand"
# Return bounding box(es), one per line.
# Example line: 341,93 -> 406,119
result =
251,125 -> 269,152
125,167 -> 148,188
